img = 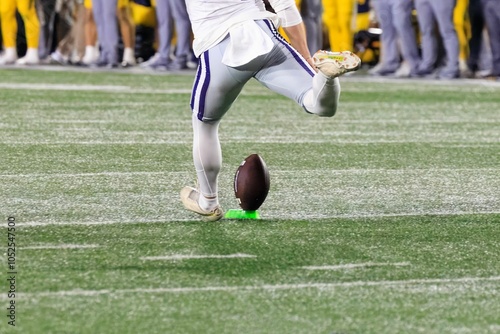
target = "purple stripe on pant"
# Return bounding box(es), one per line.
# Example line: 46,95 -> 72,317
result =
263,20 -> 315,77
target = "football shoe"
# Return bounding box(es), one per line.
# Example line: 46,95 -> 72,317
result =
180,186 -> 223,222
312,50 -> 361,78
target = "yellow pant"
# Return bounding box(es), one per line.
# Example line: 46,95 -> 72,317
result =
355,0 -> 370,32
0,0 -> 40,48
322,0 -> 355,51
453,0 -> 470,62
84,0 -> 130,9
130,1 -> 156,28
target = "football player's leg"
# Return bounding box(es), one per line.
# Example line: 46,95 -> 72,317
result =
433,0 -> 459,78
393,0 -> 420,76
255,20 -> 341,117
453,0 -> 470,71
103,0 -> 119,64
169,0 -> 191,68
189,41 -> 252,209
0,0 -> 18,64
153,0 -> 173,66
300,0 -> 322,54
414,0 -> 438,74
17,0 -> 40,49
482,0 -> 500,77
336,0 -> 355,52
116,0 -> 136,65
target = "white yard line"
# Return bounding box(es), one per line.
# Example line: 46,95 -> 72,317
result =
0,171 -> 183,178
16,219 -> 186,227
11,276 -> 500,298
343,76 -> 500,88
20,244 -> 99,250
3,139 -> 499,145
15,211 -> 500,228
1,168 -> 498,179
0,83 -> 130,92
141,253 -> 256,261
0,82 -> 192,94
302,262 -> 410,270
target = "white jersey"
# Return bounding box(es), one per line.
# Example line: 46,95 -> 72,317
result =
186,0 -> 284,57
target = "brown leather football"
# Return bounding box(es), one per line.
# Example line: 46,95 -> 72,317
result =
234,154 -> 270,211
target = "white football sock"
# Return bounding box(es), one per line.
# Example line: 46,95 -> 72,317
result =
302,74 -> 340,117
199,194 -> 218,212
192,113 -> 221,209
123,47 -> 136,63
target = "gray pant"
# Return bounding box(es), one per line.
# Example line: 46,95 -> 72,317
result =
481,0 -> 500,76
155,0 -> 191,63
415,0 -> 459,77
300,0 -> 323,54
190,20 -> 316,122
92,0 -> 118,64
373,0 -> 420,74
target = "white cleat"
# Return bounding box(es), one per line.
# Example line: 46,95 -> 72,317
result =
312,50 -> 361,78
15,48 -> 40,65
0,48 -> 18,65
180,186 -> 223,222
82,46 -> 100,66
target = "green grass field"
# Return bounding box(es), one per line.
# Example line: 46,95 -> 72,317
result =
1,67 -> 500,334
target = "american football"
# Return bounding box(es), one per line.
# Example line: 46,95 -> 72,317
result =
234,154 -> 270,211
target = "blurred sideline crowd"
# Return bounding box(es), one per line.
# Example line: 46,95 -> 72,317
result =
0,0 -> 498,80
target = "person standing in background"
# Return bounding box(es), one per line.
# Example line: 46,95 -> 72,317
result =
480,0 -> 500,79
370,0 -> 420,77
453,0 -> 470,76
117,0 -> 137,67
166,0 -> 192,70
466,0 -> 485,76
91,0 -> 119,67
414,0 -> 460,79
0,0 -> 41,65
49,0 -> 86,65
322,0 -> 356,51
298,0 -> 323,54
147,0 -> 192,70
81,0 -> 99,65
355,0 -> 371,33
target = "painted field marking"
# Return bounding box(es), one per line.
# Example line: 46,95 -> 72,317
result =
1,168 -> 498,179
302,262 -> 410,270
13,211 -> 500,228
3,138 -> 499,145
141,253 -> 256,261
0,82 -> 191,94
13,276 -> 500,298
0,171 -> 181,178
20,244 -> 100,250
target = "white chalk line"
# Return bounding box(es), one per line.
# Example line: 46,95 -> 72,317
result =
14,211 -> 500,228
1,168 -> 498,179
0,82 -> 191,94
0,171 -> 185,178
2,139 -> 499,145
302,262 -> 410,270
343,76 -> 500,88
141,253 -> 256,261
13,276 -> 500,298
20,244 -> 100,250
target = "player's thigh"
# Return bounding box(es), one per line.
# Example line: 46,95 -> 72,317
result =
256,57 -> 313,105
254,24 -> 314,104
15,0 -> 36,15
0,0 -> 16,16
191,45 -> 253,122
